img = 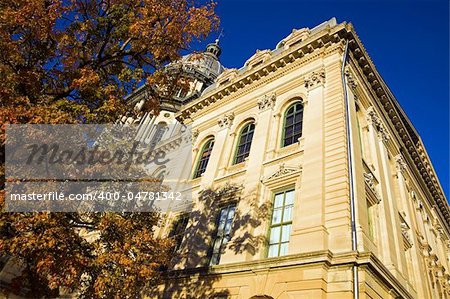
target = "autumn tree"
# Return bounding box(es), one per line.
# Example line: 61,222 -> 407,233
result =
0,0 -> 219,297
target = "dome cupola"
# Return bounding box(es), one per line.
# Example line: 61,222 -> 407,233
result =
205,39 -> 222,59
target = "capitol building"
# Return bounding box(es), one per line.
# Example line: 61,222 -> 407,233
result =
121,18 -> 450,299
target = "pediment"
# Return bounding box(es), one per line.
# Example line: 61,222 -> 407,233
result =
276,28 -> 310,49
262,163 -> 302,189
216,68 -> 239,85
244,50 -> 272,68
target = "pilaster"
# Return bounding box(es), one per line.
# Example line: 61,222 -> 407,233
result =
290,68 -> 327,253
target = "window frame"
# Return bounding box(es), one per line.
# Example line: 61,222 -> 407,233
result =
267,189 -> 295,258
281,101 -> 304,147
149,122 -> 168,147
168,213 -> 190,253
233,121 -> 256,165
193,137 -> 215,178
210,204 -> 236,266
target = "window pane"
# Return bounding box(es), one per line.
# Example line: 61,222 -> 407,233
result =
285,126 -> 293,137
285,190 -> 294,205
283,206 -> 293,222
227,207 -> 236,220
268,244 -> 279,258
269,226 -> 281,244
294,112 -> 303,123
212,238 -> 222,252
274,194 -> 284,208
272,208 -> 282,225
279,243 -> 289,256
286,116 -> 294,126
222,235 -> 230,249
224,220 -> 233,234
210,253 -> 219,265
281,224 -> 291,242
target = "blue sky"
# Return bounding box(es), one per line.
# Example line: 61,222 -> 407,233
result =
193,0 -> 449,198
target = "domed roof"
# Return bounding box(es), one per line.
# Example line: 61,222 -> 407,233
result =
180,51 -> 225,80
165,39 -> 225,83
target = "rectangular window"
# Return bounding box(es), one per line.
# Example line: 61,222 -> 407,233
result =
210,204 -> 236,265
168,213 -> 190,252
268,189 -> 294,258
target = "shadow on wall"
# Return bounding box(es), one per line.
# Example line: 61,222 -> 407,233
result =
152,183 -> 272,298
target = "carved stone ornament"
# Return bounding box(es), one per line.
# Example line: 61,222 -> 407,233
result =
265,163 -> 302,181
366,106 -> 390,142
218,112 -> 235,128
345,69 -> 357,90
192,129 -> 199,144
304,70 -> 325,89
395,154 -> 407,173
400,222 -> 413,250
257,92 -> 276,111
364,172 -> 381,202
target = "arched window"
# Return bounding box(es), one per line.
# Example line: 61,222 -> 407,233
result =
282,101 -> 304,147
234,122 -> 255,164
194,138 -> 215,178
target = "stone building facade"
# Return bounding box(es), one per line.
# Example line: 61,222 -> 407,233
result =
125,18 -> 450,299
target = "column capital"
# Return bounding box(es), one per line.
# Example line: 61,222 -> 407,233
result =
304,69 -> 325,90
257,92 -> 276,111
395,154 -> 407,174
345,67 -> 357,91
217,112 -> 235,129
366,106 -> 390,142
191,129 -> 199,144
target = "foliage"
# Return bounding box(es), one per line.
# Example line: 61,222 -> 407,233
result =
0,0 -> 218,297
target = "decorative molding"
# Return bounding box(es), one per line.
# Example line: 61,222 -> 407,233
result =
395,154 -> 407,173
277,28 -> 311,49
432,219 -> 445,239
364,172 -> 381,203
261,164 -> 302,190
217,112 -> 235,128
257,92 -> 276,111
244,49 -> 272,68
266,163 -> 301,180
216,68 -> 239,85
366,106 -> 390,142
345,68 -> 357,90
192,129 -> 199,144
399,213 -> 413,250
304,69 -> 326,89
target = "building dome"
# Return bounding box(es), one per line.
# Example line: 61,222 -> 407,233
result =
169,39 -> 225,83
179,50 -> 225,81
126,39 -> 225,113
